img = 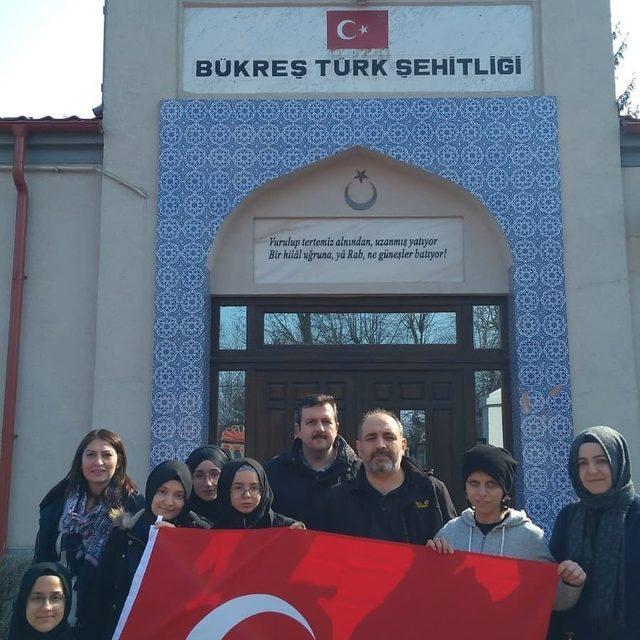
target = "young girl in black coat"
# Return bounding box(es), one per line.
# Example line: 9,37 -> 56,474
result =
214,458 -> 305,529
82,461 -> 193,640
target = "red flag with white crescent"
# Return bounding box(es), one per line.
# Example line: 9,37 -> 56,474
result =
326,10 -> 389,50
115,528 -> 558,640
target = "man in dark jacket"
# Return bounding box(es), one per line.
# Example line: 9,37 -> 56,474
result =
265,394 -> 360,527
321,408 -> 456,543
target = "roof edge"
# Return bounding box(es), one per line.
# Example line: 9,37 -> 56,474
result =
621,116 -> 640,135
0,118 -> 102,134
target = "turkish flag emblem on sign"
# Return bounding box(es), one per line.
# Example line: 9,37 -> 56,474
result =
326,10 -> 389,49
115,528 -> 558,640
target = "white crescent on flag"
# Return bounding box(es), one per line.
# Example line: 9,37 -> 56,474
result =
336,19 -> 357,40
185,594 -> 316,639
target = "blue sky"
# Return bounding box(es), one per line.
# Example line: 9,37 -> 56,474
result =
0,0 -> 637,118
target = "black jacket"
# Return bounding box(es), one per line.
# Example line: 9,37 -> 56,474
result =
33,479 -> 144,635
34,479 -> 68,564
265,435 -> 361,527
81,505 -> 213,640
320,456 -> 457,544
34,479 -> 144,563
81,509 -> 150,640
547,495 -> 640,640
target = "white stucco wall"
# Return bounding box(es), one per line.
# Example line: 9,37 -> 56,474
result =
623,165 -> 640,425
542,0 -> 640,480
89,1 -> 181,490
0,170 -> 102,549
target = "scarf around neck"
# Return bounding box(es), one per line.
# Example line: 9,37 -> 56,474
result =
60,487 -> 112,568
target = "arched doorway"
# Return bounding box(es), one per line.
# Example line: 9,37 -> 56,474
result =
207,148 -> 512,508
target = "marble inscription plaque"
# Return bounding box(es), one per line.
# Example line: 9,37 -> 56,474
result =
254,217 -> 463,284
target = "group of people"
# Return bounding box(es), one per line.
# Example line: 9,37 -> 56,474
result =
8,393 -> 640,639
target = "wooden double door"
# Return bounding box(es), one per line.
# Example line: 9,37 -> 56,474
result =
250,368 -> 466,505
211,296 -> 511,510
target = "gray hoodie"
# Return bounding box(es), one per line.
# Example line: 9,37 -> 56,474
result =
435,508 -> 582,611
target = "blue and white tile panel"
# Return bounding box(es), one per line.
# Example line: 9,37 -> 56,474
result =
154,97 -> 573,534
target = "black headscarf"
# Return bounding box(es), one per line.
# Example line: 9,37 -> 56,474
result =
144,461 -> 193,526
462,444 -> 518,495
8,562 -> 74,640
185,445 -> 231,522
566,426 -> 636,638
214,458 -> 275,529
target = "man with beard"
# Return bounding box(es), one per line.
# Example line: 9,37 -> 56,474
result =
320,408 -> 456,543
265,394 -> 360,527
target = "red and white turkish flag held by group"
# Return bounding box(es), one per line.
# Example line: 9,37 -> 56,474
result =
326,10 -> 389,49
115,528 -> 557,640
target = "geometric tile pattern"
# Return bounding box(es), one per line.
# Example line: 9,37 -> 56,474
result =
155,96 -> 572,534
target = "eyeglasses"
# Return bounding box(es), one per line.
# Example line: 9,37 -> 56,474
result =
28,593 -> 66,608
230,484 -> 262,496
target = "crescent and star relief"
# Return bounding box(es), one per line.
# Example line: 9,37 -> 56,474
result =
186,594 -> 316,640
344,169 -> 378,211
336,19 -> 369,40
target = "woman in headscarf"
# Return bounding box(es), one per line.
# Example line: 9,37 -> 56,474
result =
548,426 -> 640,639
214,458 -> 305,529
33,429 -> 143,633
8,562 -> 75,640
429,444 -> 586,611
185,444 -> 231,526
82,461 -> 193,640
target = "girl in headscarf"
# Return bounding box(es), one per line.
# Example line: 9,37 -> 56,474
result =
82,461 -> 193,640
548,426 -> 640,639
33,429 -> 143,633
429,444 -> 586,611
185,445 -> 232,526
214,458 -> 305,529
8,562 -> 75,640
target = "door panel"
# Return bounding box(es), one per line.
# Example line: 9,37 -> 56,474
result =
249,368 -> 468,509
360,370 -> 467,509
249,370 -> 359,461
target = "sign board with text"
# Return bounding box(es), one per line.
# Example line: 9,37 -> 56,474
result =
183,5 -> 534,94
254,217 -> 463,284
